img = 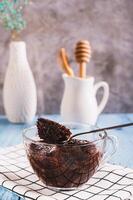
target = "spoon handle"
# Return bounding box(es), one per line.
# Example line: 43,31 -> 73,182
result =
70,122 -> 133,140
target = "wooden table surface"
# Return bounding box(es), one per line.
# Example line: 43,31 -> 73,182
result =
0,114 -> 133,200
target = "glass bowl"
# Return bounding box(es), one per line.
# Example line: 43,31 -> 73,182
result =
23,123 -> 117,190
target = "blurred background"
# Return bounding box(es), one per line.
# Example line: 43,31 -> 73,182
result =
0,0 -> 133,114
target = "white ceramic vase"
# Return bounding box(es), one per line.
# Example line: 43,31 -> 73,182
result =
3,41 -> 37,123
61,74 -> 109,125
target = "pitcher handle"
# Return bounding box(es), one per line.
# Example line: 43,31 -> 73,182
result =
94,81 -> 109,115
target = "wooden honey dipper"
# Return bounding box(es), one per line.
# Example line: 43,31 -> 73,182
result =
75,40 -> 91,78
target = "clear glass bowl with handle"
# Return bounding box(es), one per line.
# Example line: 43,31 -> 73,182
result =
23,123 -> 117,190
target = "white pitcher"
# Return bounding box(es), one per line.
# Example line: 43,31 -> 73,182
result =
3,41 -> 37,123
61,74 -> 109,125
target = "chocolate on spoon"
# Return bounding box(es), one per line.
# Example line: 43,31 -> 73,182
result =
37,118 -> 72,144
37,118 -> 133,145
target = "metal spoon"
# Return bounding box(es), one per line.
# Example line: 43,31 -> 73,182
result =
64,122 -> 133,143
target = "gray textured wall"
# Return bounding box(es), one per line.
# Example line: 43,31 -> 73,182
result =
0,0 -> 133,114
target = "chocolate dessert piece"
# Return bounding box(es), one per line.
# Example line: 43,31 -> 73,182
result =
27,118 -> 102,188
37,118 -> 72,144
28,138 -> 102,188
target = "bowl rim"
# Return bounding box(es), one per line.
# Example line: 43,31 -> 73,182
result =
22,125 -> 107,147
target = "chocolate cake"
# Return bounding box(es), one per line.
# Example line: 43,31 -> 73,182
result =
37,118 -> 71,144
28,118 -> 102,188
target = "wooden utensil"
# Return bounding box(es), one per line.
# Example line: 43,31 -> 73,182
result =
59,48 -> 74,76
75,40 -> 91,78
